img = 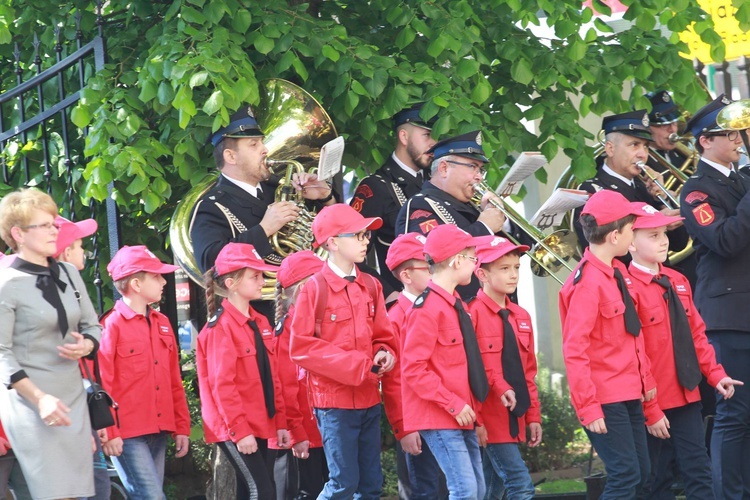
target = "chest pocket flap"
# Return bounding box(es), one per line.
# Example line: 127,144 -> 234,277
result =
478,336 -> 501,354
641,304 -> 666,327
236,342 -> 256,357
600,299 -> 625,320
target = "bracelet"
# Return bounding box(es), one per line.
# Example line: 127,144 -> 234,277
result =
319,187 -> 334,203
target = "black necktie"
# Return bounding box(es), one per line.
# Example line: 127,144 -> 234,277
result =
653,276 -> 702,390
728,170 -> 746,196
613,268 -> 641,336
499,309 -> 531,438
416,171 -> 424,184
344,275 -> 355,283
453,299 -> 489,402
247,320 -> 276,418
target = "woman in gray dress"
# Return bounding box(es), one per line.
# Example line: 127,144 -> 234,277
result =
0,188 -> 102,500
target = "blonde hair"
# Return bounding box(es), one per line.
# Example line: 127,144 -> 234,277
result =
204,267 -> 245,318
274,279 -> 307,325
113,271 -> 147,295
0,188 -> 58,251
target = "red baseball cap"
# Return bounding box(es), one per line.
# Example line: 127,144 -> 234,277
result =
475,235 -> 529,266
107,245 -> 180,281
423,225 -> 485,264
312,204 -> 383,248
631,202 -> 683,229
277,250 -> 324,288
386,233 -> 428,271
215,243 -> 279,275
581,190 -> 643,225
54,216 -> 98,258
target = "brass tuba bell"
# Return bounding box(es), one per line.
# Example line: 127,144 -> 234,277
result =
169,79 -> 338,299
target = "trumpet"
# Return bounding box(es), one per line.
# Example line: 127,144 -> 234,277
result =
636,161 -> 680,209
472,182 -> 579,285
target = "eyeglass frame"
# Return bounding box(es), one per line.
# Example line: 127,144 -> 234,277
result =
706,130 -> 741,141
18,222 -> 61,231
445,160 -> 487,176
457,253 -> 479,263
336,230 -> 372,242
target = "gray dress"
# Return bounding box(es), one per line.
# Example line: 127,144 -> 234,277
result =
0,259 -> 102,500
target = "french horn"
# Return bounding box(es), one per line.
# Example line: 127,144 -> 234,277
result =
169,79 -> 338,299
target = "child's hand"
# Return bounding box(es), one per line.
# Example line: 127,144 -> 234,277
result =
643,387 -> 657,402
0,437 -> 11,456
528,423 -> 543,447
647,416 -> 671,439
277,429 -> 291,448
237,435 -> 258,454
373,350 -> 395,374
475,425 -> 488,447
455,404 -> 476,427
501,389 -> 517,411
97,429 -> 109,443
585,418 -> 607,434
174,435 -> 190,458
400,432 -> 422,455
717,377 -> 744,399
292,440 -> 310,459
102,437 -> 123,457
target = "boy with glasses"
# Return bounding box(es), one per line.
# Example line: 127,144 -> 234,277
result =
290,204 -> 398,499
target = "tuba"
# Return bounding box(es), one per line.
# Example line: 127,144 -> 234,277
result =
169,79 -> 337,299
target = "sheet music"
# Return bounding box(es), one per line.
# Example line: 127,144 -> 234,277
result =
530,189 -> 590,230
317,136 -> 345,181
496,152 -> 546,196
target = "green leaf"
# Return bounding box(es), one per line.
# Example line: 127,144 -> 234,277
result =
254,35 -> 274,55
189,71 -> 209,88
126,175 -> 150,195
395,27 -> 416,50
292,58 -> 308,81
180,6 -> 206,24
471,77 -> 492,105
344,91 -> 360,117
203,90 -> 224,115
143,191 -> 162,214
456,58 -> 480,79
322,45 -> 340,62
567,38 -> 587,61
351,80 -> 368,96
70,104 -> 91,128
364,70 -> 388,98
427,34 -> 447,58
540,140 -> 558,162
157,82 -> 174,105
510,58 -> 533,85
232,9 -> 252,33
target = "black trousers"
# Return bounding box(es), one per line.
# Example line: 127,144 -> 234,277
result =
218,439 -> 276,500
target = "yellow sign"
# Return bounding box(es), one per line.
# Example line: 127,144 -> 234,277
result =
679,0 -> 749,63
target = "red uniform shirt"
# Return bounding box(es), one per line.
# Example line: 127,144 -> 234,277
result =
469,290 -> 540,443
196,299 -> 286,443
559,249 -> 655,426
270,304 -> 322,448
381,293 -> 414,440
401,281 -> 482,432
628,263 -> 727,423
99,300 -> 190,440
290,264 -> 398,409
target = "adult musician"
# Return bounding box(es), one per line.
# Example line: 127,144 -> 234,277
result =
350,103 -> 437,301
679,95 -> 750,500
646,90 -> 689,171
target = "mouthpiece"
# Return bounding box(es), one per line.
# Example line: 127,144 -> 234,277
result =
668,133 -> 681,144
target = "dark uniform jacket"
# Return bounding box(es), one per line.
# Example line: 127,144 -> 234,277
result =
351,156 -> 426,295
679,160 -> 750,333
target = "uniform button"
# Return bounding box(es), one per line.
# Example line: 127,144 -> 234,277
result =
154,360 -> 158,364
230,431 -> 235,436
130,349 -> 134,353
451,339 -> 456,343
246,349 -> 251,353
157,413 -> 161,417
650,317 -> 654,321
450,408 -> 455,413
156,386 -> 160,390
489,344 -> 493,348
615,308 -> 619,313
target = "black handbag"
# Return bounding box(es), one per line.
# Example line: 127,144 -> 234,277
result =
81,356 -> 119,430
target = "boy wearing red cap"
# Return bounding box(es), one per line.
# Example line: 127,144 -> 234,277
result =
401,224 -> 488,499
383,233 -> 444,499
98,246 -> 191,499
197,243 -> 289,499
470,236 -> 540,500
290,204 -> 397,499
626,203 -> 742,498
559,190 -> 657,499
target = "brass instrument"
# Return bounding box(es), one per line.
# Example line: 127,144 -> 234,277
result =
636,161 -> 679,209
717,99 -> 750,160
472,182 -> 580,286
169,79 -> 338,299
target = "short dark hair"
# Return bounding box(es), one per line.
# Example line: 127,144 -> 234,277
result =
213,137 -> 238,169
478,249 -> 524,271
695,134 -> 711,154
580,213 -> 636,244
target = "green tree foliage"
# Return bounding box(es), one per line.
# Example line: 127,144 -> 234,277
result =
0,0 -> 746,249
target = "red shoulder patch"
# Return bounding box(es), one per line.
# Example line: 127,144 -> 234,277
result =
410,209 -> 433,220
692,202 -> 715,226
419,219 -> 439,233
351,197 -> 364,212
684,191 -> 709,205
354,184 -> 374,199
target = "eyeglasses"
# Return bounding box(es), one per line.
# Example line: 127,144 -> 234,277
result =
19,222 -> 60,231
446,160 -> 486,176
707,130 -> 740,141
458,254 -> 479,263
336,230 -> 372,241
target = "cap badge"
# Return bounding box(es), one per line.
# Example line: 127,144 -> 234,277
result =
246,106 -> 255,117
642,113 -> 650,127
490,237 -> 507,246
641,205 -> 658,215
415,235 -> 427,244
721,96 -> 731,105
662,93 -> 670,102
252,248 -> 262,260
476,131 -> 483,146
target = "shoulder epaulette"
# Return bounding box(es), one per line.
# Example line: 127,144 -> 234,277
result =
413,288 -> 431,308
274,314 -> 287,336
207,307 -> 225,328
98,308 -> 115,323
573,261 -> 588,285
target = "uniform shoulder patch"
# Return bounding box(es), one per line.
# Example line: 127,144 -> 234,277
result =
684,191 -> 709,205
410,209 -> 433,220
419,219 -> 439,233
207,307 -> 225,327
354,184 -> 374,199
274,314 -> 287,336
573,261 -> 588,285
692,202 -> 715,226
351,197 -> 364,212
413,288 -> 431,308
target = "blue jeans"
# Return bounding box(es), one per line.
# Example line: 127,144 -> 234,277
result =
420,429 -> 485,500
483,443 -> 534,500
402,438 -> 445,499
584,400 -> 649,500
482,451 -> 505,500
112,432 -> 167,500
314,405 -> 382,499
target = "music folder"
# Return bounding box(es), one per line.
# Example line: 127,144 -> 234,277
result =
530,188 -> 590,230
317,136 -> 345,182
495,152 -> 546,197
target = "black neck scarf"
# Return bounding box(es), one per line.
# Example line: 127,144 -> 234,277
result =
499,309 -> 531,438
453,298 -> 489,403
613,268 -> 641,336
247,319 -> 276,418
12,257 -> 68,336
652,276 -> 702,390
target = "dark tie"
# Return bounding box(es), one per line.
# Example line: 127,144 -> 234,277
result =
247,320 -> 276,418
453,299 -> 489,402
652,276 -> 702,390
728,170 -> 746,196
416,171 -> 424,184
613,268 -> 641,336
344,275 -> 355,283
499,309 -> 531,438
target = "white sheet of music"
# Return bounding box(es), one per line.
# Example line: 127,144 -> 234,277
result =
530,189 -> 590,230
495,152 -> 547,197
318,136 -> 345,181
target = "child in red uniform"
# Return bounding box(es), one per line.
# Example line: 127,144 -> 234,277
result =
401,224 -> 488,499
627,202 -> 742,498
273,250 -> 327,499
559,190 -> 656,499
290,203 -> 397,500
99,246 -> 191,499
382,232 -> 444,499
196,242 -> 289,499
470,236 -> 541,500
